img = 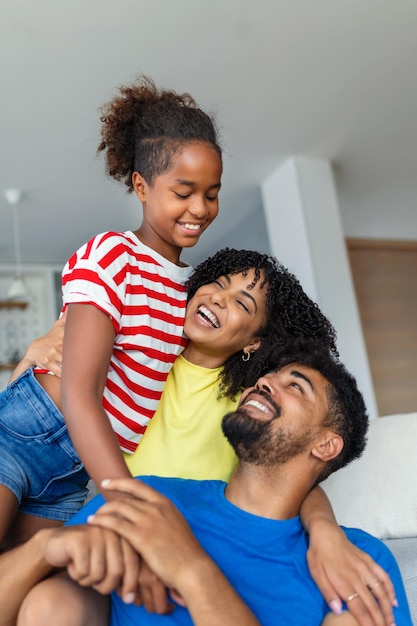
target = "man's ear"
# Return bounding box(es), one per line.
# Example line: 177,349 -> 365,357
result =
312,431 -> 344,463
132,171 -> 147,202
243,337 -> 261,355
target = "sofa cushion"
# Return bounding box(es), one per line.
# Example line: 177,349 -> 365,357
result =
321,412 -> 417,540
383,538 -> 417,624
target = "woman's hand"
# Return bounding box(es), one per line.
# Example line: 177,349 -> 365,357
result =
307,517 -> 397,626
28,311 -> 66,376
9,311 -> 66,383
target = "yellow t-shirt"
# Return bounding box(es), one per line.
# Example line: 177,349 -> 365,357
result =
123,354 -> 239,481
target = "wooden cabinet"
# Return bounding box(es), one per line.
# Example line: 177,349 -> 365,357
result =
347,239 -> 417,416
0,301 -> 28,310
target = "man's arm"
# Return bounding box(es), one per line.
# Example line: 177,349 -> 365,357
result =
89,477 -> 261,626
0,524 -> 140,626
175,555 -> 261,626
0,530 -> 55,626
5,479 -> 260,626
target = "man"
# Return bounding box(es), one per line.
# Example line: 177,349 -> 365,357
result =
1,342 -> 411,625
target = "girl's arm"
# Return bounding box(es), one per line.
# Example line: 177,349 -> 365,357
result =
300,485 -> 397,626
61,303 -> 131,494
8,312 -> 66,383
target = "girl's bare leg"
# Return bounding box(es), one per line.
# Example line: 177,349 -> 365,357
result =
0,485 -> 19,550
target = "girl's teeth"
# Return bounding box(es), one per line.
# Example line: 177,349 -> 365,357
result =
184,223 -> 200,230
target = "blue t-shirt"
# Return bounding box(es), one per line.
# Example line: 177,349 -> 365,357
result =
68,476 -> 412,625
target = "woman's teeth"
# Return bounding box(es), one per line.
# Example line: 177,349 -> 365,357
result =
197,305 -> 220,328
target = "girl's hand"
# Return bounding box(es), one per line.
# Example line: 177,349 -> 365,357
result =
307,518 -> 397,626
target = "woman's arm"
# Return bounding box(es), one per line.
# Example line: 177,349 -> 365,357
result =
300,485 -> 397,626
60,304 -> 131,493
8,312 -> 66,383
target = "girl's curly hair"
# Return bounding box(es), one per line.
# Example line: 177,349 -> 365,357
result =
97,75 -> 222,191
186,248 -> 338,399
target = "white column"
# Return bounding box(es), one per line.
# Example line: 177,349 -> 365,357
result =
261,157 -> 378,419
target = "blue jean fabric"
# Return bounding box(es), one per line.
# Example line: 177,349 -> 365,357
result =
0,368 -> 89,520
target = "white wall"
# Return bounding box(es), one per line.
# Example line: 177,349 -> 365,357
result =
261,157 -> 378,418
336,169 -> 417,240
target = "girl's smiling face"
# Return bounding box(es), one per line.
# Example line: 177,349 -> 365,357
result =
182,269 -> 268,368
133,141 -> 222,265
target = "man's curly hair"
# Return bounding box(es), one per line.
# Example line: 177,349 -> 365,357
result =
186,248 -> 338,399
253,337 -> 368,482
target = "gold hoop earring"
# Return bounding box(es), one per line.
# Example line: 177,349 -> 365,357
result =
242,350 -> 250,362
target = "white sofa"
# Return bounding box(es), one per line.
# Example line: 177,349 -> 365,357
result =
322,412 -> 417,624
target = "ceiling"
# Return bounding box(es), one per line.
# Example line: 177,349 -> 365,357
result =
1,0 -> 417,268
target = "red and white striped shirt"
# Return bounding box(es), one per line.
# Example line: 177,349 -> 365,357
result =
61,231 -> 193,453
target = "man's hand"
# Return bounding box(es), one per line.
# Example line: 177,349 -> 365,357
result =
88,478 -> 261,626
135,558 -> 176,614
88,478 -> 211,595
0,522 -> 139,626
40,524 -> 141,602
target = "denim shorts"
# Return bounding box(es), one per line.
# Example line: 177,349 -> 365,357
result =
0,368 -> 90,521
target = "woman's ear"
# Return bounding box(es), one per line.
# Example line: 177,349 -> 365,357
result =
132,171 -> 147,202
243,337 -> 262,355
312,431 -> 344,463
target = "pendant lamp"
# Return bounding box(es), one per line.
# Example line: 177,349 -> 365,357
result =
4,189 -> 30,302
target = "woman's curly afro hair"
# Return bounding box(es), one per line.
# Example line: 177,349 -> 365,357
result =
186,248 -> 338,399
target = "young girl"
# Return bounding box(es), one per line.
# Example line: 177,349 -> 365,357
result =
0,75 -> 223,547
13,250 -> 396,623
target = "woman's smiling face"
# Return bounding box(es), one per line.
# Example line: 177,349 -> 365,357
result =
182,269 -> 268,368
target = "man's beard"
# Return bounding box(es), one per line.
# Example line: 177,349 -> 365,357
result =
222,406 -> 316,466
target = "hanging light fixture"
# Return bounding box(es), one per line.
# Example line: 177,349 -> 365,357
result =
4,188 -> 30,302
